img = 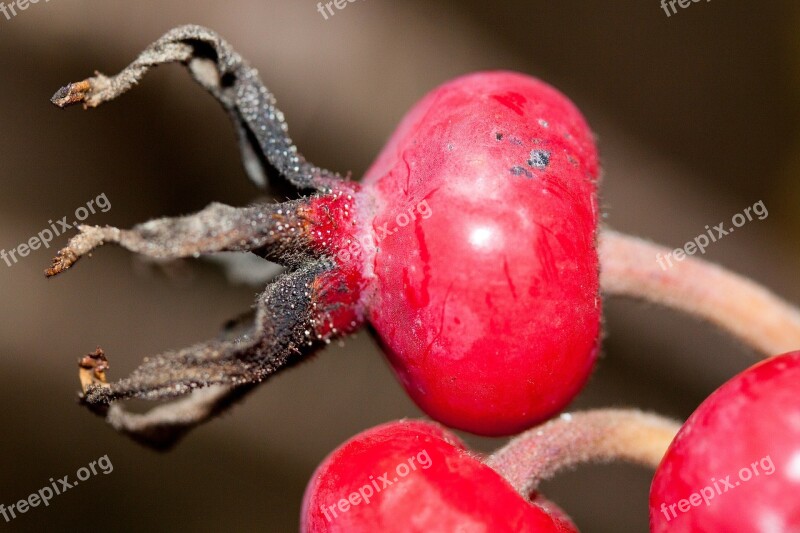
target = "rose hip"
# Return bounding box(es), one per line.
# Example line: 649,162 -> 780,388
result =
650,352 -> 800,532
360,72 -> 601,435
301,419 -> 578,533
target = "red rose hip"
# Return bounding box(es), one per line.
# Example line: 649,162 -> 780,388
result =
301,420 -> 578,532
360,71 -> 601,435
650,351 -> 800,532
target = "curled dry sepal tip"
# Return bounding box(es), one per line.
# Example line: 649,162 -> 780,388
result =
77,347 -> 110,395
51,79 -> 93,108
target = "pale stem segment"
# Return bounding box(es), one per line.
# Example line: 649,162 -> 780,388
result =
600,229 -> 800,356
485,409 -> 680,497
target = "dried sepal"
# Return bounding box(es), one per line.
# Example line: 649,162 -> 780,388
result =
50,25 -> 342,192
45,200 -> 316,278
78,347 -> 110,394
47,25 -> 354,449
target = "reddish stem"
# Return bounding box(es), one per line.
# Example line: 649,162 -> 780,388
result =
485,409 -> 680,496
600,229 -> 800,356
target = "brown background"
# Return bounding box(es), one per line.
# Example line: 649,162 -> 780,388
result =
0,1 -> 798,531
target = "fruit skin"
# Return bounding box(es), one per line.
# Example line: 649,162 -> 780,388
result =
301,420 -> 578,533
650,351 -> 800,532
358,71 -> 601,435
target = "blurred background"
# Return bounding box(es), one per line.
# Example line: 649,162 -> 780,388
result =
1,1 -> 798,531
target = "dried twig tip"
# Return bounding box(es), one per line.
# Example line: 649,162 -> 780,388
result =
45,247 -> 79,277
79,347 -> 110,394
51,80 -> 92,108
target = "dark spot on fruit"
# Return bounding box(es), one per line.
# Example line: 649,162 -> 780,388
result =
510,166 -> 533,178
495,132 -> 503,141
528,150 -> 550,169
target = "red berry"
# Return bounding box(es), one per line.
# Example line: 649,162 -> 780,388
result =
650,351 -> 800,532
301,420 -> 578,532
308,72 -> 601,435
350,71 -> 601,435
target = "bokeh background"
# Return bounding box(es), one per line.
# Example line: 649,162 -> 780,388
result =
1,1 -> 798,531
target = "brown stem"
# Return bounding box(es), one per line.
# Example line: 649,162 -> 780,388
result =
600,229 -> 800,356
485,409 -> 679,496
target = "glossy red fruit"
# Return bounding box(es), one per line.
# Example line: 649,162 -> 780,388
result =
301,420 -> 578,533
355,71 -> 601,435
650,351 -> 800,532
